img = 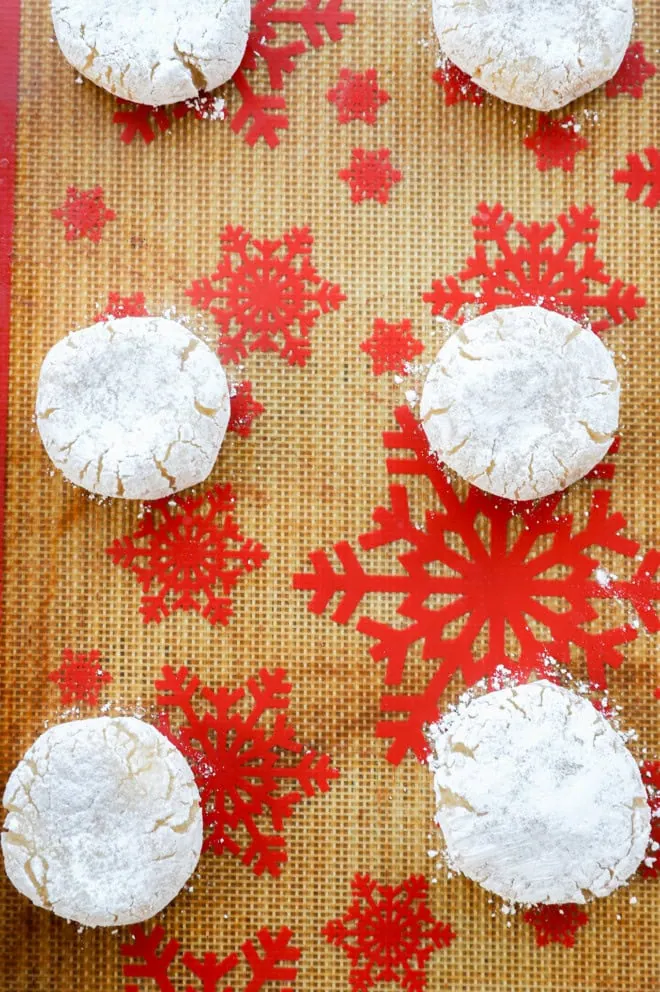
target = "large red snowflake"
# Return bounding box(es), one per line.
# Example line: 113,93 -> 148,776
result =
327,68 -> 390,124
107,483 -> 268,626
322,873 -> 456,992
423,202 -> 645,334
294,406 -> 660,763
47,648 -> 112,707
114,0 -> 355,148
606,42 -> 657,99
339,149 -> 403,205
155,665 -> 339,876
614,148 -> 660,209
522,905 -> 589,948
229,381 -> 265,438
360,319 -> 423,376
185,226 -> 345,367
523,114 -> 589,173
432,61 -> 485,107
52,186 -> 115,243
122,922 -> 300,992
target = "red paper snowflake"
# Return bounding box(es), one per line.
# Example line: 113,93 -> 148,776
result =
122,922 -> 300,992
423,202 -> 645,334
432,61 -> 485,107
154,665 -> 339,876
327,68 -> 390,124
107,483 -> 268,626
98,291 -> 149,320
523,905 -> 589,948
339,149 -> 403,205
47,648 -> 112,707
294,406 -> 660,764
523,114 -> 589,173
229,381 -> 265,437
322,873 -> 456,992
614,148 -> 660,209
640,760 -> 660,879
52,186 -> 116,243
606,41 -> 657,99
114,1 -> 355,148
360,319 -> 423,376
185,225 -> 346,367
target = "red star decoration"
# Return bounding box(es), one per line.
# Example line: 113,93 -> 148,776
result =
523,114 -> 589,173
228,380 -> 265,437
614,148 -> 660,209
606,41 -> 657,99
433,60 -> 485,106
48,649 -> 112,707
98,292 -> 149,321
339,148 -> 403,205
523,905 -> 590,948
640,759 -> 660,879
360,319 -> 423,376
327,67 -> 390,124
52,186 -> 116,243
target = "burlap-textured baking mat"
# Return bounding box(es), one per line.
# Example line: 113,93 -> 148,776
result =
1,1 -> 659,990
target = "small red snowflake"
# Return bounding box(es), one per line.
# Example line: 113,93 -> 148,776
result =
614,148 -> 660,209
185,225 -> 345,367
423,202 -> 645,334
47,648 -> 112,707
523,114 -> 589,173
327,68 -> 390,124
323,873 -> 455,992
360,319 -> 423,376
122,922 -> 301,992
640,759 -> 660,879
98,291 -> 149,321
52,186 -> 116,243
229,381 -> 265,438
339,148 -> 403,205
432,61 -> 485,106
523,905 -> 590,948
107,483 -> 268,626
606,41 -> 657,99
155,665 -> 339,876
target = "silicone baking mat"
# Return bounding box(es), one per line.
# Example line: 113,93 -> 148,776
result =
1,1 -> 659,990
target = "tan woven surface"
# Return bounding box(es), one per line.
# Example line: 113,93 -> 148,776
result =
1,1 -> 659,989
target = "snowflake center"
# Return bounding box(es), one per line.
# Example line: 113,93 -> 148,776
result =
234,265 -> 300,328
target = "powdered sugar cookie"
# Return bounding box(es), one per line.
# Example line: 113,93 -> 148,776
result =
429,681 -> 651,905
51,0 -> 251,106
431,0 -> 634,111
420,307 -> 619,502
2,717 -> 202,927
36,316 -> 230,501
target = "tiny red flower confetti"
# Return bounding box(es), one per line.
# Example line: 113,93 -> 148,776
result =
523,904 -> 589,948
614,148 -> 660,209
155,665 -> 339,876
640,759 -> 660,879
52,186 -> 116,243
107,483 -> 268,626
339,148 -> 403,205
322,873 -> 456,992
606,41 -> 657,99
327,67 -> 390,124
229,381 -> 265,438
48,649 -> 112,707
98,292 -> 149,321
523,114 -> 589,173
361,319 -> 423,376
433,60 -> 485,106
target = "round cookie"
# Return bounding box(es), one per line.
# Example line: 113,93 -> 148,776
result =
2,717 -> 202,927
51,0 -> 251,106
429,681 -> 651,905
419,306 -> 619,501
36,315 -> 231,501
432,0 -> 634,111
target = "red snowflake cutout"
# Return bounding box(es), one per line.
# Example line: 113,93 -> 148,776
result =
185,226 -> 346,367
640,760 -> 660,879
229,381 -> 265,437
154,665 -> 339,876
52,186 -> 116,243
606,42 -> 657,99
614,148 -> 660,209
423,202 -> 645,334
122,922 -> 301,992
339,149 -> 403,205
327,68 -> 390,124
294,406 -> 660,764
432,61 -> 484,107
523,905 -> 589,948
322,873 -> 455,992
47,648 -> 112,707
98,291 -> 149,321
523,114 -> 589,173
360,319 -> 423,376
107,483 -> 268,626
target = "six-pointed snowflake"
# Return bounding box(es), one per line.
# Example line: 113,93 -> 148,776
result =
52,186 -> 116,243
98,291 -> 149,321
48,648 -> 112,707
614,148 -> 660,209
606,42 -> 657,99
327,68 -> 390,124
432,61 -> 485,107
107,483 -> 268,626
185,226 -> 346,366
229,380 -> 266,437
322,873 -> 455,992
522,905 -> 589,948
154,665 -> 339,876
360,319 -> 423,376
523,114 -> 589,173
339,149 -> 403,205
423,202 -> 645,334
